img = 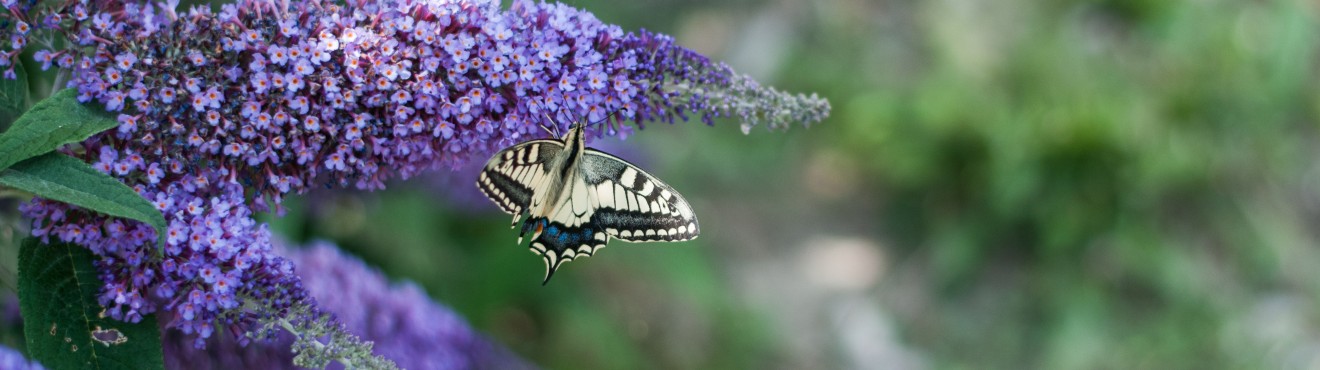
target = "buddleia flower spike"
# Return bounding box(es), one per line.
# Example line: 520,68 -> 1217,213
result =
5,0 -> 827,358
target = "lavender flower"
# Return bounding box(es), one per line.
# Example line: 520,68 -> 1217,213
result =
6,0 -> 828,350
0,343 -> 43,370
164,240 -> 531,369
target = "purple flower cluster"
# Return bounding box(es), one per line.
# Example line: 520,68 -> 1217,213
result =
164,240 -> 532,369
4,0 -> 828,349
0,343 -> 43,370
20,175 -> 306,348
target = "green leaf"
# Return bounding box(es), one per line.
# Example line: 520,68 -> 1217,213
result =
0,152 -> 166,251
0,88 -> 116,171
0,59 -> 31,128
18,238 -> 164,370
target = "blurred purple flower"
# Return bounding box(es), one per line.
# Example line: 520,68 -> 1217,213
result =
4,0 -> 828,351
0,343 -> 43,370
164,240 -> 532,369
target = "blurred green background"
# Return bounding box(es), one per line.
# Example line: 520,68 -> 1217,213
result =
9,0 -> 1320,368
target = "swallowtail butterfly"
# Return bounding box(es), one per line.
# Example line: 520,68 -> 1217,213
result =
477,123 -> 699,284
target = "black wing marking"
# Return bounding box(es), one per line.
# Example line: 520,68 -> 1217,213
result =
522,217 -> 609,284
580,149 -> 699,242
476,139 -> 562,218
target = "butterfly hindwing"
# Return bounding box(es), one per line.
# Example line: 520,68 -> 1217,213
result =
477,139 -> 563,218
521,173 -> 611,283
522,217 -> 609,283
580,149 -> 700,242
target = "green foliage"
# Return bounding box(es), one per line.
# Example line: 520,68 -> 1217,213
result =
0,59 -> 31,128
268,186 -> 781,370
807,0 -> 1320,367
18,238 -> 163,370
0,153 -> 167,251
0,88 -> 116,171
0,87 -> 166,250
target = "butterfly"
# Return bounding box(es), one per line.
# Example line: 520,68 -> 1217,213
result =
477,123 -> 699,284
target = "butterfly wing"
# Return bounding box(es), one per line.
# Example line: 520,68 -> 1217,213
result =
484,137 -> 699,284
523,187 -> 610,284
580,148 -> 699,242
476,139 -> 563,224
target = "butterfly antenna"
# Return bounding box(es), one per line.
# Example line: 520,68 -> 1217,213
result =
540,112 -> 561,138
600,108 -> 623,124
605,109 -> 623,131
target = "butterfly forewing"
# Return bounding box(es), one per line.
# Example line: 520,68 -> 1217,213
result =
477,139 -> 562,217
580,149 -> 699,242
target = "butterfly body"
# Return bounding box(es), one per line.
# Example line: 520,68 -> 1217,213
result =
477,124 -> 699,283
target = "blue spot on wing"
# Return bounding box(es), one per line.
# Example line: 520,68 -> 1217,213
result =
518,218 -> 610,283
